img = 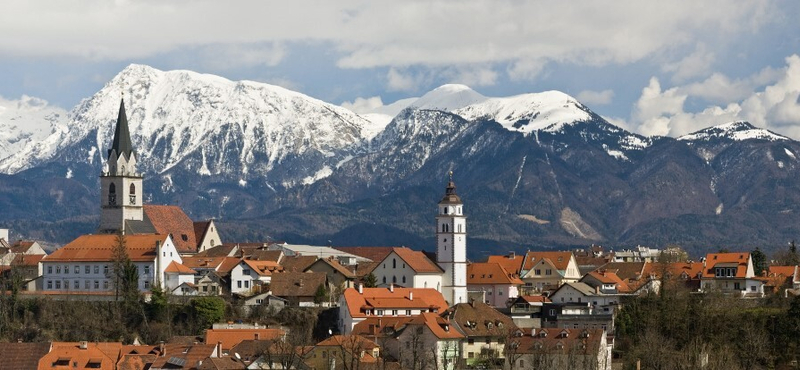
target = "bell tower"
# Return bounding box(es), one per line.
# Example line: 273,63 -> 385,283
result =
99,97 -> 143,234
436,172 -> 468,305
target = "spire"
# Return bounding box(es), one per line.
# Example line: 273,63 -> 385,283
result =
109,98 -> 134,159
440,171 -> 462,204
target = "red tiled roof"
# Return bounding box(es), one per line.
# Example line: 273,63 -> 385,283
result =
279,255 -> 318,272
11,253 -> 45,266
193,221 -> 211,249
514,328 -> 605,355
307,258 -> 356,278
408,312 -> 464,339
243,260 -> 283,276
269,272 -> 327,298
39,342 -> 123,370
10,240 -> 37,253
205,328 -> 285,351
584,270 -> 631,292
703,253 -> 751,278
0,342 -> 51,370
217,257 -> 242,275
768,265 -> 796,278
333,247 -> 396,262
443,301 -> 517,338
523,252 -> 573,271
144,205 -> 197,253
389,247 -> 442,273
164,260 -> 197,274
182,256 -> 227,270
468,262 -> 524,285
597,262 -> 648,281
44,234 -> 168,262
149,344 -> 217,369
342,287 -> 448,318
316,335 -> 378,349
487,253 -> 525,276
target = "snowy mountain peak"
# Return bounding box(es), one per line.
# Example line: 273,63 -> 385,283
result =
678,121 -> 788,142
455,90 -> 592,135
409,84 -> 487,111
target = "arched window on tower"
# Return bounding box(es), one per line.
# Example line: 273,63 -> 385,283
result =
444,207 -> 448,214
442,224 -> 449,233
108,183 -> 117,205
458,224 -> 462,233
392,276 -> 397,283
129,183 -> 136,205
382,276 -> 386,284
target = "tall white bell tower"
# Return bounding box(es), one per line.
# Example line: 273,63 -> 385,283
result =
99,97 -> 143,234
436,172 -> 468,305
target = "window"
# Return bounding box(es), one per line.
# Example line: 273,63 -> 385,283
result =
47,281 -> 52,289
392,310 -> 398,316
109,183 -> 117,205
56,265 -> 61,274
85,280 -> 90,289
144,281 -> 150,289
392,276 -> 397,283
377,310 -> 384,315
402,263 -> 406,268
488,291 -> 493,295
549,309 -> 556,316
545,269 -> 552,275
144,266 -> 150,275
74,266 -> 79,274
734,282 -> 741,290
55,281 -> 61,289
73,280 -> 79,289
129,183 -> 136,204
85,265 -> 90,274
94,265 -> 99,274
64,265 -> 69,275
382,276 -> 387,284
103,265 -> 109,275
103,281 -> 109,289
535,269 -> 541,275
468,338 -> 474,344
244,281 -> 250,288
519,360 -> 525,367
468,352 -> 475,359
402,276 -> 406,284
499,291 -> 503,296
393,259 -> 396,269
751,285 -> 757,292
406,310 -> 411,315
237,281 -> 242,289
243,268 -> 251,275
458,224 -> 462,233
47,266 -> 52,274
94,281 -> 99,289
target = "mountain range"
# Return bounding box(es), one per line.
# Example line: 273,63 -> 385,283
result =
2,64 -> 799,258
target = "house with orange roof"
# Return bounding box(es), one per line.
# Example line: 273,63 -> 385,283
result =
164,260 -> 199,296
366,312 -> 463,370
38,341 -> 123,370
520,251 -> 581,294
701,252 -> 764,297
149,342 -> 219,370
40,234 -> 182,295
466,262 -> 523,307
205,328 -> 285,354
230,259 -> 283,295
303,335 -> 380,370
506,328 -> 612,370
487,251 -> 526,276
764,265 -> 799,295
338,285 -> 449,334
370,246 -> 443,291
580,270 -> 631,294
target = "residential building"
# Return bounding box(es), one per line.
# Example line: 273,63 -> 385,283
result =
149,343 -> 219,370
487,252 -> 526,277
442,301 -> 517,368
305,257 -> 357,291
269,271 -> 328,307
165,260 -> 199,296
38,341 -> 122,370
0,342 -> 51,370
612,246 -> 661,262
466,262 -> 523,307
303,335 -> 380,370
194,220 -> 222,253
230,259 -> 283,295
507,295 -> 550,328
338,285 -> 449,334
371,246 -> 443,290
519,252 -> 581,294
505,328 -> 612,370
40,234 -> 182,294
205,328 -> 285,354
436,174 -> 469,305
700,252 -> 764,297
580,270 -> 631,294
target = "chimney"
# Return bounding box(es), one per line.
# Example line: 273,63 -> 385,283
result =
409,291 -> 413,301
389,283 -> 394,293
159,341 -> 165,357
508,251 -> 515,259
255,333 -> 260,340
358,283 -> 363,294
595,285 -> 600,294
216,341 -> 223,358
79,341 -> 88,350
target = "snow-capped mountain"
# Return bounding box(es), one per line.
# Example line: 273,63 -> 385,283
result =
0,64 -> 376,191
0,95 -> 67,162
4,65 -> 800,255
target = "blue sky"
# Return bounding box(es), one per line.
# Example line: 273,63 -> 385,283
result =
1,0 -> 799,137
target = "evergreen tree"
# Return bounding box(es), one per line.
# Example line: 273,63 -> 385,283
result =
363,273 -> 378,288
752,247 -> 768,276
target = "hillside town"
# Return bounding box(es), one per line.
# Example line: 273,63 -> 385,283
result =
2,100 -> 800,370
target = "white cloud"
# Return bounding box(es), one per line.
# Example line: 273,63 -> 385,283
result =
577,89 -> 614,106
340,96 -> 385,114
445,66 -> 498,87
0,1 -> 779,80
662,43 -> 716,83
630,55 -> 800,138
386,68 -> 428,92
195,42 -> 286,70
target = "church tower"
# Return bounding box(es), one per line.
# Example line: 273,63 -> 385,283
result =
436,172 -> 468,305
99,98 -> 143,234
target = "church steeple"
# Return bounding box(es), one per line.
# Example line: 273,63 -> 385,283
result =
99,95 -> 143,234
109,98 -> 134,160
436,171 -> 468,305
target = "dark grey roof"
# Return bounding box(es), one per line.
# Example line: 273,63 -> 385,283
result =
109,98 -> 135,159
439,179 -> 462,204
124,213 -> 157,234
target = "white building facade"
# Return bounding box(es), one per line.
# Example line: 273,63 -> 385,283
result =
436,174 -> 468,305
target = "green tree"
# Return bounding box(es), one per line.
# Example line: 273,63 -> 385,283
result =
111,233 -> 142,324
314,284 -> 327,304
363,273 -> 378,288
752,247 -> 767,276
191,296 -> 225,329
